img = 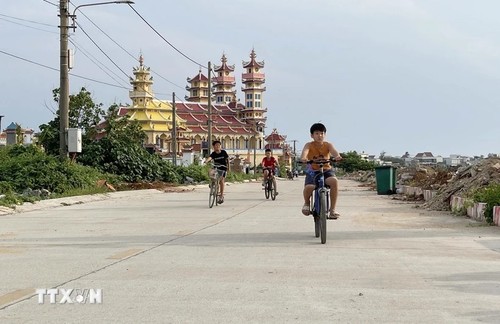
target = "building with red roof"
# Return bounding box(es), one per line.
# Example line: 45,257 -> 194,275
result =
118,50 -> 289,166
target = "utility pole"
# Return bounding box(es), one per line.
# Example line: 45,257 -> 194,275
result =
207,61 -> 212,154
172,92 -> 177,166
58,1 -> 134,159
290,139 -> 298,170
59,0 -> 70,158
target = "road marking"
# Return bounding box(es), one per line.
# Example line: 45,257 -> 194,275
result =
0,288 -> 34,308
107,248 -> 144,260
0,246 -> 23,254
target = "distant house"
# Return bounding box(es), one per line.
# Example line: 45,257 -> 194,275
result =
3,122 -> 34,146
0,132 -> 6,146
444,154 -> 470,167
414,152 -> 443,165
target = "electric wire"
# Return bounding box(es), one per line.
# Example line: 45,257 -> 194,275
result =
78,11 -> 137,62
42,0 -> 58,7
69,38 -> 130,87
1,4 -> 204,106
0,16 -> 57,34
127,4 -> 208,70
75,21 -> 130,79
0,49 -> 128,89
77,10 -> 185,91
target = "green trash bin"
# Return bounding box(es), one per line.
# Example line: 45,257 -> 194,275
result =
374,166 -> 397,195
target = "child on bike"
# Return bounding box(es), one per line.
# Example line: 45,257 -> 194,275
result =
261,148 -> 279,195
204,140 -> 229,204
300,123 -> 342,219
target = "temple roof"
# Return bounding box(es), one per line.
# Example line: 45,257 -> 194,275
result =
187,70 -> 209,82
265,129 -> 286,141
214,54 -> 235,72
175,101 -> 254,135
242,49 -> 264,69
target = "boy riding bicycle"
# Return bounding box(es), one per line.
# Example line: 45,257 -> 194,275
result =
261,148 -> 279,195
204,140 -> 229,204
300,123 -> 342,219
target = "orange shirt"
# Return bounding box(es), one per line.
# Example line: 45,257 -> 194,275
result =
307,141 -> 331,170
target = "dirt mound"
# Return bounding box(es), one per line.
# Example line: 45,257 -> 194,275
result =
423,157 -> 500,211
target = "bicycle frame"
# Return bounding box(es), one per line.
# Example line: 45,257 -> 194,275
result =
208,164 -> 225,208
304,158 -> 335,244
263,167 -> 276,200
311,165 -> 330,216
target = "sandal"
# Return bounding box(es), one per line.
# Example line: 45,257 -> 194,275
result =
301,204 -> 311,216
328,210 -> 340,219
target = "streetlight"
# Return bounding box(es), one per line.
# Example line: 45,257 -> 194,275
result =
58,0 -> 134,158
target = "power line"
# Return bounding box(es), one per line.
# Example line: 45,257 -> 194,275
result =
0,49 -> 58,71
77,10 -> 185,91
75,21 -> 130,79
79,11 -> 137,61
70,73 -> 128,89
0,16 -> 57,34
42,0 -> 58,7
0,12 -> 55,27
127,4 -> 208,70
69,38 -> 130,87
0,49 -> 128,89
151,71 -> 186,91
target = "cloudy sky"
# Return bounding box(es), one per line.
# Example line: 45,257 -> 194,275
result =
1,0 -> 499,157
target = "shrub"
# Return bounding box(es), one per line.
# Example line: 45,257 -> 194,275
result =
471,183 -> 500,224
0,145 -> 112,195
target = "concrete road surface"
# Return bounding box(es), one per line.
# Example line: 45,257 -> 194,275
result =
1,178 -> 500,323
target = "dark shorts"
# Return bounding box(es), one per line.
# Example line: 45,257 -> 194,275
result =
305,169 -> 335,186
216,169 -> 227,178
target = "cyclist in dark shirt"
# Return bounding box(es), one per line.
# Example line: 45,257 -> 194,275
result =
204,140 -> 229,204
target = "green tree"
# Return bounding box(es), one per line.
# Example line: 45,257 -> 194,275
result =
338,151 -> 376,173
77,104 -> 181,183
15,124 -> 23,145
38,87 -> 104,155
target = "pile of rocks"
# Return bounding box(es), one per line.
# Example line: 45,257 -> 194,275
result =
423,157 -> 500,211
344,158 -> 500,213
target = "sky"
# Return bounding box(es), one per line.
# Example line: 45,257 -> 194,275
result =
1,0 -> 500,158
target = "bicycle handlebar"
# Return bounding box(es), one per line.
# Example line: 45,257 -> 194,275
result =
298,157 -> 339,165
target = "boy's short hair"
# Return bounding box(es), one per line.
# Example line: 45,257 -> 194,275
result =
310,123 -> 327,134
265,148 -> 272,153
212,140 -> 221,146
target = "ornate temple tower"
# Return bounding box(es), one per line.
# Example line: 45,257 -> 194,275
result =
212,54 -> 236,104
185,69 -> 209,103
241,49 -> 267,133
129,55 -> 153,107
128,55 -> 184,148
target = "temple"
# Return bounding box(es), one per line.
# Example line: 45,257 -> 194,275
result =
116,50 -> 291,167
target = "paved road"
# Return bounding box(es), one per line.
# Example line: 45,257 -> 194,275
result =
1,178 -> 500,323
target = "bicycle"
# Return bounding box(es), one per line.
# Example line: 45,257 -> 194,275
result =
263,167 -> 277,200
302,158 -> 336,244
208,164 -> 225,208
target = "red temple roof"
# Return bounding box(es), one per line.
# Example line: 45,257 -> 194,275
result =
187,70 -> 208,82
242,49 -> 264,69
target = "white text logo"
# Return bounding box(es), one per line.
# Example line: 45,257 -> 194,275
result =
36,289 -> 102,304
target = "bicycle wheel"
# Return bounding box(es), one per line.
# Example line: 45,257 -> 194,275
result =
314,216 -> 320,238
264,179 -> 270,199
319,190 -> 328,244
215,175 -> 220,206
209,180 -> 216,208
270,179 -> 276,200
